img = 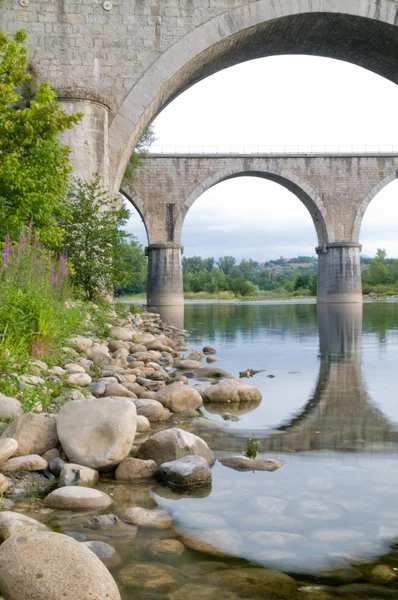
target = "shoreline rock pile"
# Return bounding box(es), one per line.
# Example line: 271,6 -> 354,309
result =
0,308 -> 267,598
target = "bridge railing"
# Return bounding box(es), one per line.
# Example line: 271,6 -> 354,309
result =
148,144 -> 398,155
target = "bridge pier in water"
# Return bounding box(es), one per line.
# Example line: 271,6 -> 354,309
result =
316,242 -> 362,303
146,243 -> 184,325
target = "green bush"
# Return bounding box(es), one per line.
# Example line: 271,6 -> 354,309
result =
0,224 -> 83,360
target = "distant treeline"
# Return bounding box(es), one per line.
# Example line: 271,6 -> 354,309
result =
115,246 -> 398,298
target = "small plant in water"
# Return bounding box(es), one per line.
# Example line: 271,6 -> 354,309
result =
244,437 -> 260,459
24,480 -> 43,501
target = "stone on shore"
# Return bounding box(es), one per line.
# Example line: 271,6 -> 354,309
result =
0,474 -> 8,494
154,381 -> 202,412
1,414 -> 58,457
0,512 -> 47,543
115,457 -> 157,481
174,359 -> 202,370
67,336 -> 93,354
66,372 -> 92,386
0,454 -> 47,473
218,456 -> 285,471
136,428 -> 215,466
0,395 -> 23,421
0,531 -> 121,600
58,463 -> 99,487
43,486 -> 112,510
136,415 -> 151,432
202,379 -> 262,403
110,326 -> 134,341
134,398 -> 167,422
156,456 -> 212,487
180,529 -> 242,558
122,507 -> 172,529
56,396 -> 137,469
0,438 -> 18,463
103,382 -> 137,398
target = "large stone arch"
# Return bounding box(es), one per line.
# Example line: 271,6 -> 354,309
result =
352,169 -> 398,242
172,165 -> 331,246
109,0 -> 398,193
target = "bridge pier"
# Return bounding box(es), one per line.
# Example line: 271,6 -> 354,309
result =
316,242 -> 362,303
59,99 -> 110,188
145,243 -> 184,316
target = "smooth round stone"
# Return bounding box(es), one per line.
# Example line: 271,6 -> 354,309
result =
180,528 -> 242,558
115,457 -> 157,481
151,539 -> 185,557
370,565 -> 398,584
0,531 -> 120,600
119,562 -> 179,592
122,507 -> 172,529
0,438 -> 18,463
65,363 -> 86,373
67,372 -> 92,386
136,415 -> 150,432
0,454 -> 47,473
81,540 -> 116,559
43,486 -> 112,510
156,455 -> 212,487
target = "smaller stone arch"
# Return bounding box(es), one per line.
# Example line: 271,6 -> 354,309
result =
173,165 -> 332,246
120,186 -> 149,244
352,169 -> 398,241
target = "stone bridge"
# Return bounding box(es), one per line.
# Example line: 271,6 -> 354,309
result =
125,153 -> 398,308
2,0 -> 398,195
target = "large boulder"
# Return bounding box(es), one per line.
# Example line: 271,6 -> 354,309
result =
57,396 -> 137,469
154,382 -> 202,413
202,379 -> 262,403
0,439 -> 18,463
43,486 -> 112,510
1,414 -> 58,457
58,463 -> 99,487
156,456 -> 212,488
136,428 -> 215,466
115,457 -> 157,481
134,399 -> 167,422
0,454 -> 47,473
0,531 -> 121,600
0,395 -> 23,421
0,512 -> 47,543
174,359 -> 201,370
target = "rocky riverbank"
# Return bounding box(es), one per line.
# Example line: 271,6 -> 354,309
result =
0,306 -> 270,599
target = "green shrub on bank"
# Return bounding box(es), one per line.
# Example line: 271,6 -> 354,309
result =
0,224 -> 84,361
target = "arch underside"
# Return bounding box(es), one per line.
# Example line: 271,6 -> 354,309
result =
112,7 -> 398,192
179,169 -> 330,246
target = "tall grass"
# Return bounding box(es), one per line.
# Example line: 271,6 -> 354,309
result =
0,223 -> 83,361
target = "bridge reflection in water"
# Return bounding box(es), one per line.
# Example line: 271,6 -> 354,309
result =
193,303 -> 398,454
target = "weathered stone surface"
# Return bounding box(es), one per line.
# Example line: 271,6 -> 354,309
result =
0,395 -> 23,421
202,379 -> 262,402
58,463 -> 99,487
2,414 -> 58,457
67,336 -> 93,354
370,564 -> 398,585
174,359 -> 201,370
180,529 -> 242,558
134,398 -> 166,421
136,414 -> 150,432
0,438 -> 18,463
136,428 -> 215,466
0,512 -> 47,543
103,382 -> 136,398
110,326 -> 134,341
0,474 -> 8,494
119,562 -> 179,592
83,514 -> 122,530
67,372 -> 92,386
0,531 -> 121,599
115,457 -> 157,481
154,382 -> 202,412
219,456 -> 285,471
156,456 -> 212,487
43,486 -> 112,510
0,454 -> 47,473
151,539 -> 185,557
56,396 -> 137,469
122,507 -> 172,529
205,568 -> 297,599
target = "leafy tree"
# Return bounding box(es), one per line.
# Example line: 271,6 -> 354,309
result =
114,236 -> 147,295
217,256 -> 236,275
59,175 -> 127,299
122,125 -> 156,185
363,248 -> 390,286
0,29 -> 81,247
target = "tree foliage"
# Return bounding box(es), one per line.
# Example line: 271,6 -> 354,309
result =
0,29 -> 81,247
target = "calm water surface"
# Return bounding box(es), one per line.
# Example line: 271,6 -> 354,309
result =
24,301 -> 398,598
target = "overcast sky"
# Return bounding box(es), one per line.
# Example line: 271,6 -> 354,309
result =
126,55 -> 398,261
